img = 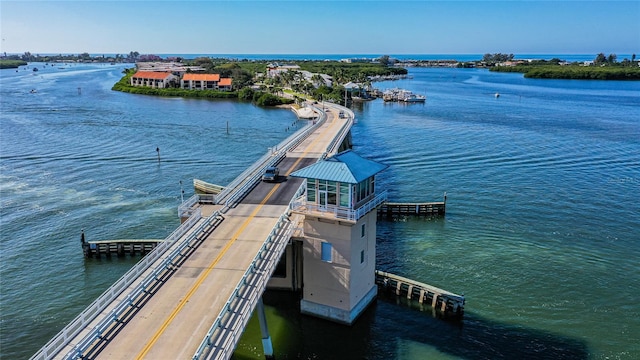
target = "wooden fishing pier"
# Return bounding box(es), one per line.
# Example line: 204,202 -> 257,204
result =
375,270 -> 465,318
377,193 -> 447,218
80,231 -> 162,258
378,201 -> 446,218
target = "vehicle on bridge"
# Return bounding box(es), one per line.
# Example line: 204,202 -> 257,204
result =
262,166 -> 279,182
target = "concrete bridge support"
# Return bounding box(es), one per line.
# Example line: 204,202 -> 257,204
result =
257,297 -> 275,360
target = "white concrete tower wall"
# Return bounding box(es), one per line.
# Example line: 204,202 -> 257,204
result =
299,209 -> 378,324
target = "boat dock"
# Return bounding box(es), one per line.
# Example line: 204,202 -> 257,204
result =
375,270 -> 465,317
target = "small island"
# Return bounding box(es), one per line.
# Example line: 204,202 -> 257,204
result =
109,55 -> 409,107
484,53 -> 640,80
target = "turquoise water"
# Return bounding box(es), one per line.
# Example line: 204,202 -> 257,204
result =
1,63 -> 639,359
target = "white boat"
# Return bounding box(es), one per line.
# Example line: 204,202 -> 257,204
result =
382,88 -> 426,103
402,93 -> 426,102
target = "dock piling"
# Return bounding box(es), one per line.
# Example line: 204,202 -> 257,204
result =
375,270 -> 464,318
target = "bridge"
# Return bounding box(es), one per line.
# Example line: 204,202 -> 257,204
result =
32,102 -> 357,360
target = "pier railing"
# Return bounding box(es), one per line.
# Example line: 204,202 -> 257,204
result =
375,270 -> 464,317
178,194 -> 201,218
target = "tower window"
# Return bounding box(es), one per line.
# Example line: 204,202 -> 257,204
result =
321,242 -> 332,262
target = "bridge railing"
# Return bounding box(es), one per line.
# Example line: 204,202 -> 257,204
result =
30,209 -> 204,360
224,151 -> 286,208
192,183 -> 306,360
193,212 -> 294,360
178,194 -> 201,218
324,115 -> 354,156
217,107 -> 327,206
60,208 -> 229,360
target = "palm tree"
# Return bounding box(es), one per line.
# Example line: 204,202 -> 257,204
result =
311,74 -> 325,88
333,68 -> 345,85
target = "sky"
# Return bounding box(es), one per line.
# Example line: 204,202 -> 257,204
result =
1,0 -> 638,56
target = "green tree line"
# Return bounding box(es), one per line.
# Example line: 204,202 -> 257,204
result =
0,59 -> 28,69
492,64 -> 640,80
490,53 -> 640,80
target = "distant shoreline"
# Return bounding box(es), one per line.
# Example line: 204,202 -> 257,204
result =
4,53 -> 631,62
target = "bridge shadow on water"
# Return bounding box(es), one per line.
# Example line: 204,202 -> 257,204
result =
234,290 -> 589,360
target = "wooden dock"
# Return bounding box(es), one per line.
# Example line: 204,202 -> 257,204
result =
375,270 -> 464,318
81,235 -> 163,258
378,201 -> 445,218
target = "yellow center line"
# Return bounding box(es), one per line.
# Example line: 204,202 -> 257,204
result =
136,184 -> 280,359
136,111 -> 343,359
285,112 -> 341,174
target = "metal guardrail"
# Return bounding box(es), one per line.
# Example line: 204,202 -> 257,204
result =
216,107 -> 326,205
30,210 -> 204,360
192,183 -> 306,360
224,152 -> 286,208
61,208 -> 227,360
325,116 -> 353,155
178,194 -> 201,218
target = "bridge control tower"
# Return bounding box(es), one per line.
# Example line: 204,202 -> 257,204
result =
290,150 -> 388,325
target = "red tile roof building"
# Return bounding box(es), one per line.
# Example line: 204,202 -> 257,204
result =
130,71 -> 177,88
129,71 -> 233,91
217,77 -> 233,91
181,73 -> 233,91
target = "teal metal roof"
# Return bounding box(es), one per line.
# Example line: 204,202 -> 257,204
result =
290,150 -> 387,184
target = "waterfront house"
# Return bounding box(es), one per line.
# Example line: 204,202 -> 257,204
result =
130,71 -> 177,88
